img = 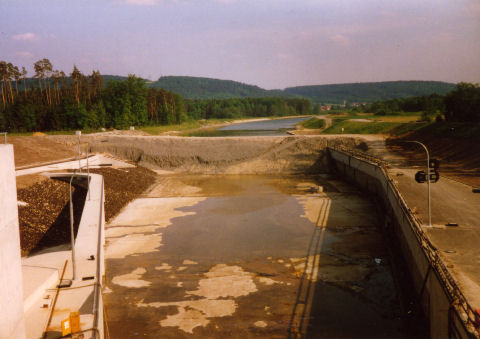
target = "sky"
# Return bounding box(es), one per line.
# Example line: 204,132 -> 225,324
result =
1,0 -> 479,89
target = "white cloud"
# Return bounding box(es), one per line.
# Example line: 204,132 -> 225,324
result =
15,51 -> 34,58
12,32 -> 38,41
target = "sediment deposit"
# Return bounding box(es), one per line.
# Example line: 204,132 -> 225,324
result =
81,135 -> 367,174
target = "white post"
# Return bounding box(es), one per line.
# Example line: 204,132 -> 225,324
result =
69,172 -> 78,280
407,140 -> 431,226
76,131 -> 82,173
86,143 -> 90,200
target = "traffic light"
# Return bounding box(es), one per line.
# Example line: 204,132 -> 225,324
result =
429,171 -> 440,183
415,169 -> 440,183
429,159 -> 439,170
415,170 -> 427,183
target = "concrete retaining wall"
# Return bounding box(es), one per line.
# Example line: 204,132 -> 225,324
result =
328,147 -> 477,338
48,173 -> 106,338
0,145 -> 26,339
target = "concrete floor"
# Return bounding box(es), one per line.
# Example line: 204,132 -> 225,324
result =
104,175 -> 405,338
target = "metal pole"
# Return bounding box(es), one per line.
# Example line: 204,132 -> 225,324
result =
406,140 -> 431,226
1,132 -> 6,144
69,171 -> 78,280
76,131 -> 82,173
86,143 -> 90,200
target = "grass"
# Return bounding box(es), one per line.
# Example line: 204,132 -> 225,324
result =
323,120 -> 403,134
298,117 -> 326,129
140,119 -> 233,135
321,112 -> 424,135
180,128 -> 238,137
6,129 -> 100,137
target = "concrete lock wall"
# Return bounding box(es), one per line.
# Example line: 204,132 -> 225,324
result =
0,145 -> 26,339
328,148 -> 474,339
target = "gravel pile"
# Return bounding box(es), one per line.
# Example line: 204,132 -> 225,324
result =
18,180 -> 86,256
17,166 -> 157,256
90,166 -> 157,221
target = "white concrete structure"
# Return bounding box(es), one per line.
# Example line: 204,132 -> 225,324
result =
16,154 -> 134,176
0,145 -> 26,339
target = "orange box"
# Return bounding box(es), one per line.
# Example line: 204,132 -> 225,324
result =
61,312 -> 81,336
70,312 -> 81,333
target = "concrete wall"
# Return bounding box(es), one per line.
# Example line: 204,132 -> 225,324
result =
328,148 -> 475,339
48,173 -> 105,338
0,145 -> 26,339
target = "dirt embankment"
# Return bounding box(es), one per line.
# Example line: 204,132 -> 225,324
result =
9,135 -> 77,168
17,166 -> 156,256
387,133 -> 480,187
79,135 -> 367,174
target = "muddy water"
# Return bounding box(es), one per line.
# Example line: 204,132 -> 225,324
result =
104,175 -> 404,338
215,117 -> 311,136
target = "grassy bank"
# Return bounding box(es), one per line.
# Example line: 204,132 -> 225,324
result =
140,119 -> 234,135
322,112 -> 424,135
298,117 -> 326,129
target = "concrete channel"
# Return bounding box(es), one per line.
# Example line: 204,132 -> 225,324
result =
328,145 -> 479,338
3,134 -> 479,338
103,174 -> 407,338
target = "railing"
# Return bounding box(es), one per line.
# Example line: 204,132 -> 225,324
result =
328,146 -> 479,337
92,175 -> 105,338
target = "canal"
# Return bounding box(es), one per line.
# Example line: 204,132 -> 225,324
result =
188,116 -> 311,137
104,174 -> 407,338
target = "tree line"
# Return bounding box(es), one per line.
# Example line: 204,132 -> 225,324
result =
185,97 -> 311,120
0,59 -> 312,132
359,82 -> 480,122
0,59 -> 187,131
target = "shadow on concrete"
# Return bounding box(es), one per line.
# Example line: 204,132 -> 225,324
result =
29,185 -> 87,255
287,202 -> 328,338
287,182 -> 428,338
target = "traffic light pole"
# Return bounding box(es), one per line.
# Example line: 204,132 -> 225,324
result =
406,140 -> 431,226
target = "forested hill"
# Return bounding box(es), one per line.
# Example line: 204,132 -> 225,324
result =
147,76 -> 279,99
17,74 -> 455,104
283,81 -> 456,104
145,77 -> 455,103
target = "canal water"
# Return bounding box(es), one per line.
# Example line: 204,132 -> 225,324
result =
104,174 -> 408,338
189,117 -> 311,137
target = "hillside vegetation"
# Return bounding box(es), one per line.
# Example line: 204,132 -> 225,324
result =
284,81 -> 455,104
148,76 -> 278,99
146,77 -> 454,104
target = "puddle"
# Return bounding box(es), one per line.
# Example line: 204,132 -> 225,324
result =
104,175 -> 407,338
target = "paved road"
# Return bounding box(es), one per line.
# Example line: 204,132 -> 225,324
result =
366,137 -> 480,309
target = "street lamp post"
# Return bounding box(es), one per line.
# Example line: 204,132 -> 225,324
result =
405,140 -> 432,226
76,130 -> 82,173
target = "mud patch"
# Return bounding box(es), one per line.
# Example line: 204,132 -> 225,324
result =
112,267 -> 151,288
106,232 -> 163,259
137,264 -> 258,333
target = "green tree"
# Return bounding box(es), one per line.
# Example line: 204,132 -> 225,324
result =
444,83 -> 480,122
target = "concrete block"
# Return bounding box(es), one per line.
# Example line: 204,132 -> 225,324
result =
0,145 -> 26,339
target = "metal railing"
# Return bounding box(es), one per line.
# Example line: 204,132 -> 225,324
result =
92,175 -> 105,338
328,146 -> 479,337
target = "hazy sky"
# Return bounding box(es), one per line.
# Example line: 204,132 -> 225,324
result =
1,0 -> 479,89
